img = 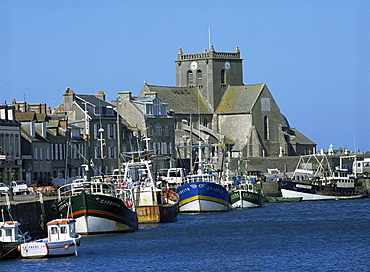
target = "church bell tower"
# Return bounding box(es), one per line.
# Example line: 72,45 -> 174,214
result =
175,46 -> 243,111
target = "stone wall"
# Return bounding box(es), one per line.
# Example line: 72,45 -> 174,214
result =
0,198 -> 59,239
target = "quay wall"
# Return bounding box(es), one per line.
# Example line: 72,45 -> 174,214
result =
0,197 -> 59,239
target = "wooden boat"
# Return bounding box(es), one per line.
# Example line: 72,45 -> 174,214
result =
118,159 -> 179,223
0,220 -> 32,259
19,218 -> 81,258
57,180 -> 138,235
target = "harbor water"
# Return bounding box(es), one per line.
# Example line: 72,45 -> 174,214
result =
1,198 -> 369,271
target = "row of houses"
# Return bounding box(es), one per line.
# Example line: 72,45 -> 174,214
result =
0,46 -> 317,186
0,89 -> 175,186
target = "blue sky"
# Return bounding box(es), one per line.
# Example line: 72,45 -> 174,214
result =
1,0 -> 369,152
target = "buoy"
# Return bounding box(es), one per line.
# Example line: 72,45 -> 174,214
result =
64,245 -> 69,249
125,200 -> 133,208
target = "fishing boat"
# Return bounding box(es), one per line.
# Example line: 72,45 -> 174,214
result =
118,158 -> 179,224
57,180 -> 138,235
229,178 -> 264,208
0,220 -> 32,259
19,218 -> 81,258
227,157 -> 264,208
176,142 -> 230,213
279,154 -> 365,201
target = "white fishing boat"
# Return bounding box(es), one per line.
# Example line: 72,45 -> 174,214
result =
19,218 -> 81,258
279,154 -> 365,201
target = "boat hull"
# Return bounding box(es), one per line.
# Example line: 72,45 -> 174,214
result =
279,180 -> 364,201
176,182 -> 230,213
0,242 -> 23,258
136,205 -> 178,223
266,197 -> 303,202
20,238 -> 80,258
229,190 -> 264,208
57,192 -> 138,235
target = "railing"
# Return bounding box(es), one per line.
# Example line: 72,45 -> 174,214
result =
179,51 -> 240,60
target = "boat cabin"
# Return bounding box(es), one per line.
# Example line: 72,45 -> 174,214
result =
47,219 -> 77,242
0,221 -> 21,243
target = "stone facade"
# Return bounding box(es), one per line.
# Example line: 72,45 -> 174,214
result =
113,91 -> 176,171
139,46 -> 316,161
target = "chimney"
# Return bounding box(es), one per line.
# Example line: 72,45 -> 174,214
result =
95,91 -> 106,101
63,87 -> 75,110
118,91 -> 132,102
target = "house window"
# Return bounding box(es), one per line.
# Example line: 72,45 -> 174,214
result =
146,105 -> 153,115
197,70 -> 203,85
147,124 -> 152,136
46,147 -> 50,160
165,125 -> 169,136
187,71 -> 193,85
221,69 -> 225,84
95,147 -> 101,159
155,123 -> 162,136
162,142 -> 168,154
59,143 -> 64,160
107,124 -> 116,139
264,116 -> 269,140
55,144 -> 58,160
94,124 -> 102,139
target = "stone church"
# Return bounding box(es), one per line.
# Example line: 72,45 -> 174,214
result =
138,46 -> 316,158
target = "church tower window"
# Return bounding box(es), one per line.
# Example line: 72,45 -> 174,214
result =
187,71 -> 193,85
197,70 -> 203,85
221,69 -> 225,84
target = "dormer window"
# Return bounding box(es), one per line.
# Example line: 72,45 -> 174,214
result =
95,106 -> 114,116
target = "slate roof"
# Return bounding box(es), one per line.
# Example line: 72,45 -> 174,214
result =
15,112 -> 37,122
215,84 -> 265,114
291,128 -> 316,145
140,85 -> 213,114
75,94 -> 114,108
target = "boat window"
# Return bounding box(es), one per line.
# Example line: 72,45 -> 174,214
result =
51,227 -> 58,234
70,224 -> 75,234
61,226 -> 67,234
5,229 -> 12,236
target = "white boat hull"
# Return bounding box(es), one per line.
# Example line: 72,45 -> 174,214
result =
75,216 -> 131,235
231,199 -> 260,208
281,188 -> 364,201
179,199 -> 229,213
20,239 -> 79,258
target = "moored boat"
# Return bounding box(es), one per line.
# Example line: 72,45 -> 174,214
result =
229,181 -> 264,208
0,220 -> 32,259
19,218 -> 81,258
119,159 -> 179,223
57,180 -> 138,235
176,174 -> 230,212
266,196 -> 303,202
279,154 -> 365,201
176,141 -> 230,213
